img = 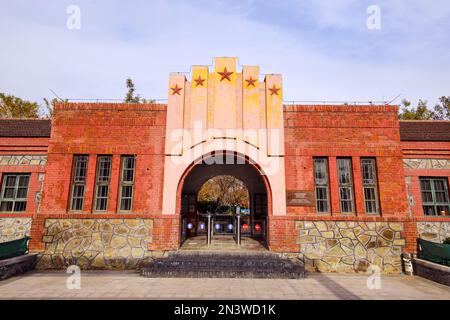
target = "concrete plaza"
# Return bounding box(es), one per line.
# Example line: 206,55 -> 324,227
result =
0,271 -> 449,300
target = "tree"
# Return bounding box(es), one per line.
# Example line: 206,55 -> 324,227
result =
398,99 -> 435,120
433,96 -> 450,120
123,78 -> 156,103
124,78 -> 141,103
198,175 -> 250,209
398,97 -> 450,120
0,93 -> 39,118
41,98 -> 68,119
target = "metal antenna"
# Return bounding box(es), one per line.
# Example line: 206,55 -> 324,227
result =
49,89 -> 64,101
388,93 -> 402,105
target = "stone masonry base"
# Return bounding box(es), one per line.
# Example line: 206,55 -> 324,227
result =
37,218 -> 159,270
295,221 -> 405,274
1,217 -> 448,274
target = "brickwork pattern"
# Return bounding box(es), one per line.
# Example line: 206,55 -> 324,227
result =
40,103 -> 166,215
284,105 -> 408,217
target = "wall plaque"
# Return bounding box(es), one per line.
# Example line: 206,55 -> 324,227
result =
286,190 -> 315,207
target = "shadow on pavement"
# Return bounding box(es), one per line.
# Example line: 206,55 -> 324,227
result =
312,274 -> 363,300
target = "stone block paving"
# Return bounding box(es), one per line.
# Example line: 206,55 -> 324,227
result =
0,271 -> 449,300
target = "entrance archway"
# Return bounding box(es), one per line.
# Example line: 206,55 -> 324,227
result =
177,151 -> 271,250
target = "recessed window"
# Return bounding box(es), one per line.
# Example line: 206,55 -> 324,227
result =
337,158 -> 355,214
420,177 -> 450,216
361,158 -> 379,214
0,174 -> 30,212
119,156 -> 136,212
94,156 -> 112,212
313,158 -> 330,213
70,155 -> 88,211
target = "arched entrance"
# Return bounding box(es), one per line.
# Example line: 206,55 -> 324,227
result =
177,151 -> 271,250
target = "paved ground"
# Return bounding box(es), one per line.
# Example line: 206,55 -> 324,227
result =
181,235 -> 267,251
0,271 -> 449,300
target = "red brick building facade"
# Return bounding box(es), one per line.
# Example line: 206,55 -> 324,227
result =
1,58 -> 449,273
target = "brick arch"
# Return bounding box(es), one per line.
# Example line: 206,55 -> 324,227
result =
162,138 -> 286,217
174,150 -> 273,217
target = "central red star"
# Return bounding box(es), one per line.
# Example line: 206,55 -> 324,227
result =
170,84 -> 183,96
194,76 -> 206,87
269,85 -> 280,96
245,76 -> 257,88
218,67 -> 233,82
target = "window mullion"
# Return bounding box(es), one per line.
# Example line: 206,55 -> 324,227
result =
12,175 -> 20,210
430,180 -> 437,213
0,177 -> 6,200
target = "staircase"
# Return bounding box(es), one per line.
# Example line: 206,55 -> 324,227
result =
141,252 -> 306,279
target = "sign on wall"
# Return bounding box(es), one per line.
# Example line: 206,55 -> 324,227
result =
286,190 -> 315,207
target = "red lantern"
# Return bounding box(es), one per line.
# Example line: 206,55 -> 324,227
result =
255,224 -> 261,232
242,224 -> 249,231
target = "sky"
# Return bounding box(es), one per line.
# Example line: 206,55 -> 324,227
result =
0,0 -> 449,106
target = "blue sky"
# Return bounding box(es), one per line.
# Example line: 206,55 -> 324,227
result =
0,0 -> 449,106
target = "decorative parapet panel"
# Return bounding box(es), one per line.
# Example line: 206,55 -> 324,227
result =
418,222 -> 450,243
403,159 -> 450,170
0,155 -> 47,166
0,218 -> 32,243
295,221 -> 405,274
38,219 -> 158,270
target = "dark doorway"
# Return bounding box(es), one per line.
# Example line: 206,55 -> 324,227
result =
179,152 -> 269,250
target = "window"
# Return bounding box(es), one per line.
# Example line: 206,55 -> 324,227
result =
313,158 -> 330,213
0,174 -> 30,212
337,158 -> 354,213
361,158 -> 379,214
420,178 -> 450,216
119,156 -> 136,211
70,155 -> 88,211
94,156 -> 112,211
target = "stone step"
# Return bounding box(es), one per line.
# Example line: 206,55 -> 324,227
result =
141,252 -> 306,279
151,261 -> 298,269
141,268 -> 304,279
151,258 -> 299,268
167,251 -> 279,258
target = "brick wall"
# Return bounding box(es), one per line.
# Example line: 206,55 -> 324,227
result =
0,137 -> 48,217
40,103 -> 167,215
2,103 -> 450,270
402,141 -> 450,218
283,105 -> 408,217
266,105 -> 413,255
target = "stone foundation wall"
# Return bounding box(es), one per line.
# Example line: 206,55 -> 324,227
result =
418,222 -> 450,243
37,218 -> 162,270
0,218 -> 32,243
295,221 -> 405,274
